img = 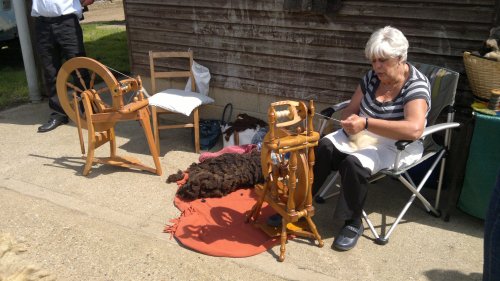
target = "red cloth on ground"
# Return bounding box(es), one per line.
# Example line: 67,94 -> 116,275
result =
198,144 -> 257,163
164,188 -> 280,257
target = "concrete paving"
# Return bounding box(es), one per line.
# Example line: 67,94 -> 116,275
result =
0,102 -> 485,281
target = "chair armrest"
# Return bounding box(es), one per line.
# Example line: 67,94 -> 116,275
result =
331,100 -> 351,112
319,100 -> 351,119
394,122 -> 460,150
391,122 -> 460,172
420,122 -> 460,138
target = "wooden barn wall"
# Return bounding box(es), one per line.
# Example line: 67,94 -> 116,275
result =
123,0 -> 498,114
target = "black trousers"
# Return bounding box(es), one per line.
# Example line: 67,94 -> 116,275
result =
313,137 -> 371,221
34,14 -> 86,116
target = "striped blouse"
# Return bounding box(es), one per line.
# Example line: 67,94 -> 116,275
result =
359,63 -> 431,121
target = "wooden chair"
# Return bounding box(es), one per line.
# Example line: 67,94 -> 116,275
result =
148,50 -> 214,154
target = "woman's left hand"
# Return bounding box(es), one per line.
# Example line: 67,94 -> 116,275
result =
341,114 -> 365,135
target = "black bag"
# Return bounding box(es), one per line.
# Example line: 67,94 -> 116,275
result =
199,103 -> 232,150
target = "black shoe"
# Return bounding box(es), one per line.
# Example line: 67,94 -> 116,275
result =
333,223 -> 364,251
38,114 -> 69,133
266,213 -> 282,227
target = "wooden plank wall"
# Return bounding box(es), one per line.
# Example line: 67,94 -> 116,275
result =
123,0 -> 498,115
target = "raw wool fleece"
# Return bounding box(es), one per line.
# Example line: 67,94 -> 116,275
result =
167,150 -> 264,200
484,38 -> 500,61
479,26 -> 500,61
348,131 -> 379,150
0,233 -> 55,281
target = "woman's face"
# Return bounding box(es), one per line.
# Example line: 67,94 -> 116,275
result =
371,56 -> 401,83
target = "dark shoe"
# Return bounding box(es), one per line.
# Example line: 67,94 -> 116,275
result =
38,114 -> 69,133
333,223 -> 364,251
266,213 -> 282,227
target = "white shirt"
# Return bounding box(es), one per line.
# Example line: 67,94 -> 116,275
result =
31,0 -> 83,19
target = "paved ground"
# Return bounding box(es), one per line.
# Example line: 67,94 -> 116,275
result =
83,0 -> 125,23
0,101 -> 485,281
0,2 -> 486,280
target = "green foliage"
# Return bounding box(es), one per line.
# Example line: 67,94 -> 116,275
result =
82,22 -> 129,73
0,40 -> 30,110
0,21 -> 128,111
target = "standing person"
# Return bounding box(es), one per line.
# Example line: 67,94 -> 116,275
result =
31,0 -> 94,133
314,26 -> 431,251
483,170 -> 500,281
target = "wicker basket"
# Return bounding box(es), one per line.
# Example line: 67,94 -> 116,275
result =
463,51 -> 500,105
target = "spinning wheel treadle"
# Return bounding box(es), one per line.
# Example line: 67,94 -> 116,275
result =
247,100 -> 323,262
56,56 -> 162,176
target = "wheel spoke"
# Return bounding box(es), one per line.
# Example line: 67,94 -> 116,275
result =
75,68 -> 87,90
66,82 -> 83,93
89,71 -> 96,89
96,87 -> 110,94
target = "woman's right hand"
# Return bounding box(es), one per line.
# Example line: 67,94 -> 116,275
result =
341,114 -> 366,135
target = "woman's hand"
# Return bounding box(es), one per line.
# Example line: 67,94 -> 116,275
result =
81,0 -> 94,7
341,114 -> 366,135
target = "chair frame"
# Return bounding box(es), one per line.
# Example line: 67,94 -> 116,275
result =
315,63 -> 460,245
149,50 -> 200,154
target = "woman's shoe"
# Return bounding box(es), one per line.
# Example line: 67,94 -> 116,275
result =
333,223 -> 364,251
266,213 -> 282,227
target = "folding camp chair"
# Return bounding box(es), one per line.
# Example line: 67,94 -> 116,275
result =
315,63 -> 460,245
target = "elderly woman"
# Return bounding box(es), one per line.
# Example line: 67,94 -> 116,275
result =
313,26 -> 431,251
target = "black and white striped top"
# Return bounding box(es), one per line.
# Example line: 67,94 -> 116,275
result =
359,63 -> 431,121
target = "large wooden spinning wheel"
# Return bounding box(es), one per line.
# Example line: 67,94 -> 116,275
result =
247,100 -> 323,262
56,57 -> 162,176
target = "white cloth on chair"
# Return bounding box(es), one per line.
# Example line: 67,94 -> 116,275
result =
324,129 -> 423,174
148,89 -> 214,116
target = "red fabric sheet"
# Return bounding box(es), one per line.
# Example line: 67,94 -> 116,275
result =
165,188 -> 280,257
198,144 -> 257,163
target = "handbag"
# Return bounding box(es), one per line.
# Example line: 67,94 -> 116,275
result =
199,103 -> 233,150
222,113 -> 268,147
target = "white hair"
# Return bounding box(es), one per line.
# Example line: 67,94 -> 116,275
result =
364,26 -> 409,62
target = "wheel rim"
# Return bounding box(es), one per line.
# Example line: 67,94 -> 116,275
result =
260,127 -> 309,207
56,57 -> 119,129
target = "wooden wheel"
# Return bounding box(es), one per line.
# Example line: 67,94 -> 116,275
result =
56,57 -> 120,129
260,127 -> 310,209
55,56 -> 162,176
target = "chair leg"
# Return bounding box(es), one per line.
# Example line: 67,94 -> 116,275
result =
139,108 -> 162,176
364,167 -> 443,244
83,124 -> 96,176
193,108 -> 200,153
435,156 -> 447,210
361,210 -> 387,245
152,107 -> 160,155
399,174 -> 440,216
314,172 -> 340,203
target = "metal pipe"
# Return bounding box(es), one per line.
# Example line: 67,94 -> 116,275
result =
12,0 -> 41,102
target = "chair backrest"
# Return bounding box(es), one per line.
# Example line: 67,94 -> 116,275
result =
411,62 -> 460,127
148,50 -> 196,95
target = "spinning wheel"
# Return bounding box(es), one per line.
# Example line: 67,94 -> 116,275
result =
56,57 -> 162,176
247,100 -> 323,262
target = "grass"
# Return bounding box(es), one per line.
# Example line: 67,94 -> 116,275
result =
82,21 -> 129,74
0,21 -> 128,111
